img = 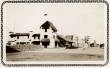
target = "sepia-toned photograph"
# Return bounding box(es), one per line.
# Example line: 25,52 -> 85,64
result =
1,0 -> 108,66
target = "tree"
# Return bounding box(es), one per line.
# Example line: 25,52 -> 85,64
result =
84,36 -> 90,44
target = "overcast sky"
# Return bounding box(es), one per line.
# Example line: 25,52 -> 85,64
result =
3,3 -> 106,43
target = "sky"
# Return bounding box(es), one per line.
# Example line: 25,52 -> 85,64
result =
3,3 -> 107,43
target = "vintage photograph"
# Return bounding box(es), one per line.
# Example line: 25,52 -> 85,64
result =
2,1 -> 107,63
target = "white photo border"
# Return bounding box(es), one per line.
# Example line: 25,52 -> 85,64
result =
1,0 -> 109,67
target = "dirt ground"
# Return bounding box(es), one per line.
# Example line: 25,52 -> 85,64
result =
6,47 -> 104,61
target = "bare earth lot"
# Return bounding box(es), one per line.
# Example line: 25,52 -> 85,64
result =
7,47 -> 104,61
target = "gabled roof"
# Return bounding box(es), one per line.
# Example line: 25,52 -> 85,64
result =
57,35 -> 73,43
40,21 -> 57,32
10,33 -> 30,37
8,41 -> 15,42
32,34 -> 40,37
9,34 -> 16,37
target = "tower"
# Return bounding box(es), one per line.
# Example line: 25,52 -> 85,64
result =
40,14 -> 57,48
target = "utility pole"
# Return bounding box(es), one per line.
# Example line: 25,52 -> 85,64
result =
76,36 -> 79,47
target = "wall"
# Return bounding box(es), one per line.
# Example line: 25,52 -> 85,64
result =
40,27 -> 56,48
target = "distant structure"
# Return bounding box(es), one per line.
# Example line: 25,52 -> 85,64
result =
9,33 -> 30,45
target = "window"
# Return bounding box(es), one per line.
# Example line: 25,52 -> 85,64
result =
34,37 -> 36,39
44,35 -> 48,38
38,36 -> 40,39
53,35 -> 55,39
11,36 -> 13,38
8,43 -> 11,45
45,29 -> 47,32
28,36 -> 29,39
17,42 -> 19,44
17,36 -> 19,39
27,42 -> 30,44
20,42 -> 26,44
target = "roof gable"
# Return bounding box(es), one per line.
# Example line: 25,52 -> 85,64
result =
57,35 -> 73,42
10,33 -> 30,37
32,34 -> 40,37
40,21 -> 57,32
